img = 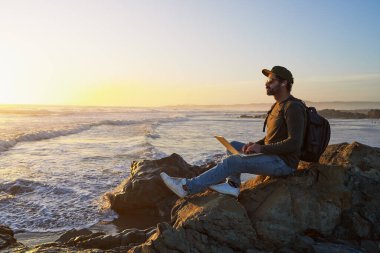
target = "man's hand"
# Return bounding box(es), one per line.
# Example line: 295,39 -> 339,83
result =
242,142 -> 253,153
245,143 -> 261,154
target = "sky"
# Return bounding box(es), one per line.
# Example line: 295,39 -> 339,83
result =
0,0 -> 379,107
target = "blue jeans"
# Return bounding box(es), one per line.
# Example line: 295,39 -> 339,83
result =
186,141 -> 295,194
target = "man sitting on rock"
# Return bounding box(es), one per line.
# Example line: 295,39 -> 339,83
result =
161,66 -> 306,197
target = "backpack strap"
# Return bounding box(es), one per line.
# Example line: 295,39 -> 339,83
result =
263,103 -> 276,132
288,96 -> 307,109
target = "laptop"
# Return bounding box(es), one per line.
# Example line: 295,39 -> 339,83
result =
214,136 -> 258,157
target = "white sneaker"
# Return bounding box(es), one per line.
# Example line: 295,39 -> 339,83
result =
160,172 -> 188,198
209,182 -> 240,197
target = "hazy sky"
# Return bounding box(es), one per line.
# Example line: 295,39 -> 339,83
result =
0,0 -> 379,106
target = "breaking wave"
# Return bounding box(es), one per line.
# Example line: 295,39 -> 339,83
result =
0,116 -> 188,153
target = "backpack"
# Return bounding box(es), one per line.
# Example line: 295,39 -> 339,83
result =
263,97 -> 331,162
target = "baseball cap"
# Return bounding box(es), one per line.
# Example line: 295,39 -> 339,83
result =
262,66 -> 294,84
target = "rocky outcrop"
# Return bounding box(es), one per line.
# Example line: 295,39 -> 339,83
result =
368,109 -> 380,118
0,225 -> 26,252
130,192 -> 258,253
0,225 -> 17,249
107,153 -> 215,218
318,109 -> 367,119
3,142 -> 380,252
125,142 -> 380,253
55,226 -> 156,251
240,109 -> 380,119
239,114 -> 266,119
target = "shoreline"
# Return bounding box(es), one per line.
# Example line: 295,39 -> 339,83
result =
14,213 -> 168,247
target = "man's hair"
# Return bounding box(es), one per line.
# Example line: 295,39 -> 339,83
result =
277,76 -> 292,92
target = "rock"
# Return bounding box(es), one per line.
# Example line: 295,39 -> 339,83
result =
130,191 -> 257,253
239,164 -> 351,248
106,153 -> 213,218
291,235 -> 315,252
318,142 -> 380,170
0,179 -> 43,195
5,142 -> 380,252
318,109 -> 367,119
239,114 -> 266,119
126,142 -> 380,252
26,243 -> 105,252
368,109 -> 380,118
360,240 -> 380,253
54,227 -> 156,251
310,242 -> 365,253
120,227 -> 156,245
319,143 -> 380,241
239,114 -> 254,118
56,228 -> 93,243
66,232 -> 108,248
0,225 -> 23,251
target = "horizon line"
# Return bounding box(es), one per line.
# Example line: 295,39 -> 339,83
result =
1,100 -> 380,108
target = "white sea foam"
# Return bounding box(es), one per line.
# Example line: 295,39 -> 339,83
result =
0,116 -> 188,153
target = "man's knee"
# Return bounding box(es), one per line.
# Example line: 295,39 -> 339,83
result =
230,141 -> 244,151
223,155 -> 244,171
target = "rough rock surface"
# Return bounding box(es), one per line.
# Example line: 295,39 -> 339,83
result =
126,142 -> 380,252
0,227 -> 157,252
0,225 -> 29,252
0,225 -> 17,250
107,153 -> 215,218
56,226 -> 156,251
131,192 -> 258,253
2,142 -> 380,252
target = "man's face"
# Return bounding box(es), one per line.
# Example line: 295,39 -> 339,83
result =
265,73 -> 282,96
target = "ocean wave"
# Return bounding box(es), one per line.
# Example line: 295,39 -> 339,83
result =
0,178 -> 114,233
192,153 -> 225,166
0,116 -> 189,153
114,140 -> 168,161
0,179 -> 73,196
0,179 -> 46,195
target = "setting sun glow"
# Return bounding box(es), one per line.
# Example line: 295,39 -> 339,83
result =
1,1 -> 379,106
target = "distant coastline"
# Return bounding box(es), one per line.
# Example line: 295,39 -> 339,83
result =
161,101 -> 380,111
240,109 -> 380,119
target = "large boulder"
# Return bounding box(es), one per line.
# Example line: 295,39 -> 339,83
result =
239,142 -> 380,250
130,192 -> 259,253
239,164 -> 351,248
106,153 -> 215,218
126,142 -> 380,252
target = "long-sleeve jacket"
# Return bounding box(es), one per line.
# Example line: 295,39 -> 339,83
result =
256,96 -> 306,169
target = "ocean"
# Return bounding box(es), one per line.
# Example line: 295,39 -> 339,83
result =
0,105 -> 379,233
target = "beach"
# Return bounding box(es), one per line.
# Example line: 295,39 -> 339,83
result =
1,105 -> 380,246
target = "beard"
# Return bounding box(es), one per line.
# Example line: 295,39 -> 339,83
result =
266,83 -> 281,96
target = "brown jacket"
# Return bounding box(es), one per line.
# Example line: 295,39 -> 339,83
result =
257,96 -> 306,169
